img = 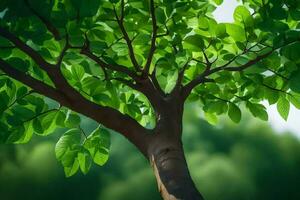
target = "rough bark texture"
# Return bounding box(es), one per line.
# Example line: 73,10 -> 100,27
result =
145,94 -> 205,200
148,135 -> 205,200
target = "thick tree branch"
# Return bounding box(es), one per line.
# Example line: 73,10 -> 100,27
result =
0,27 -> 71,94
0,27 -> 54,71
0,23 -> 159,129
0,27 -> 71,93
0,26 -> 147,143
143,0 -> 157,75
0,58 -> 150,155
0,58 -> 68,105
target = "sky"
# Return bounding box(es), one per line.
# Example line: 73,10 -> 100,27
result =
213,0 -> 300,137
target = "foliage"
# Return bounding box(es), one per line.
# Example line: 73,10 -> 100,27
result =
0,0 -> 300,177
55,127 -> 110,176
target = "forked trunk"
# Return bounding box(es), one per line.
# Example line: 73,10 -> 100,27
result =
147,134 -> 205,200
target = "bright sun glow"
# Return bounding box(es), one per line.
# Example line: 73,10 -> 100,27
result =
213,0 -> 300,137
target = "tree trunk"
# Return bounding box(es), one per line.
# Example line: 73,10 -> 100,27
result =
147,134 -> 205,200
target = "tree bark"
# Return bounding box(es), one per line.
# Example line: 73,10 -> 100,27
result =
147,134 -> 205,200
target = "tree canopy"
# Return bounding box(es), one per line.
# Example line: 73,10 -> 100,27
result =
1,0 -> 300,178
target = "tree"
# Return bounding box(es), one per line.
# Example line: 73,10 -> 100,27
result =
0,0 -> 300,199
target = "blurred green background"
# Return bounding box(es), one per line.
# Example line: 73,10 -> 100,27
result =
1,103 -> 300,200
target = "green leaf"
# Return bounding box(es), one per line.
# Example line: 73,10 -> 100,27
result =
290,70 -> 300,93
0,122 -> 10,143
61,150 -> 78,168
264,88 -> 279,105
71,65 -> 85,82
56,110 -> 66,127
183,34 -> 205,51
84,126 -> 110,166
226,24 -> 246,42
7,122 -> 34,144
111,42 -> 128,53
11,105 -> 35,121
228,103 -> 242,123
246,102 -> 268,121
0,91 -> 9,113
78,148 -> 92,175
92,93 -> 111,104
55,126 -> 110,176
215,23 -> 227,38
291,9 -> 300,20
70,0 -> 101,18
204,112 -> 218,125
16,86 -> 28,98
33,118 -> 43,134
213,0 -> 223,5
35,110 -> 60,136
65,112 -> 81,128
282,42 -> 300,61
0,78 -> 6,88
6,114 -> 23,126
156,8 -> 166,24
234,6 -> 253,26
277,96 -> 290,121
109,0 -> 119,3
7,57 -> 30,72
55,129 -> 81,160
89,29 -> 106,40
198,16 -> 209,30
288,94 -> 300,109
90,41 -> 107,55
63,153 -> 80,177
203,100 -> 228,115
25,95 -> 45,113
270,5 -> 288,20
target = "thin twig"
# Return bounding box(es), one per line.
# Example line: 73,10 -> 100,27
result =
144,0 -> 158,76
